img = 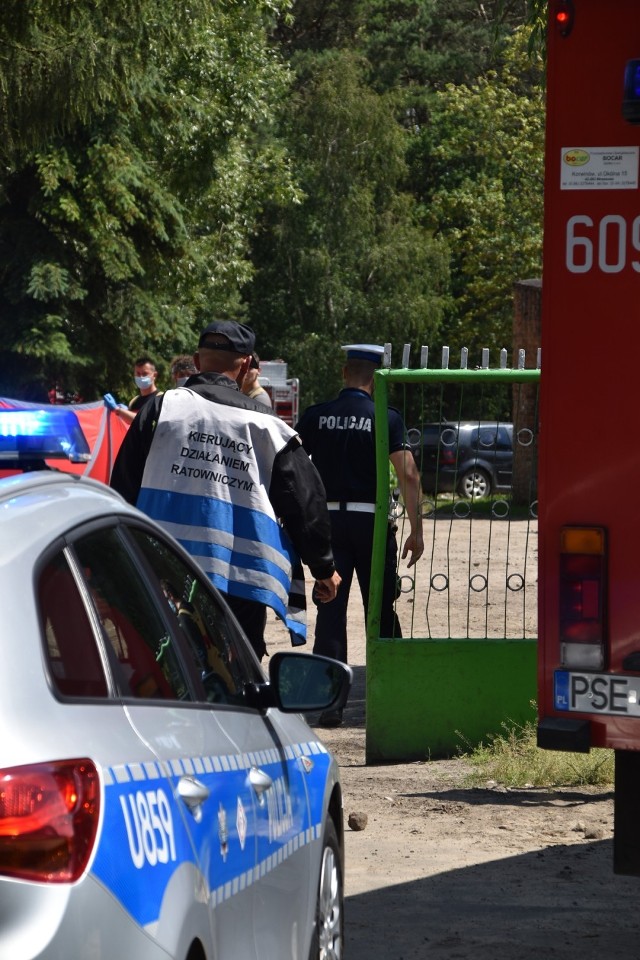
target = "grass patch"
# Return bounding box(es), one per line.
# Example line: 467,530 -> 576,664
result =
458,711 -> 614,788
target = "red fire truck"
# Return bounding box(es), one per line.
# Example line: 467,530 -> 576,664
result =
257,361 -> 299,426
538,0 -> 640,874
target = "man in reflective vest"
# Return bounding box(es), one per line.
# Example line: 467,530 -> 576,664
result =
111,321 -> 339,660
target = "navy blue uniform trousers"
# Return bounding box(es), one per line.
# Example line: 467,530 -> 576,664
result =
313,511 -> 401,663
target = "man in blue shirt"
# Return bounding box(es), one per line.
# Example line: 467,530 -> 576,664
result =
296,344 -> 423,725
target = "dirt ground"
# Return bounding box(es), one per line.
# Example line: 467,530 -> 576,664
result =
266,516 -> 640,959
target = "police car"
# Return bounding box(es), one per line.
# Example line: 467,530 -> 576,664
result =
0,410 -> 350,959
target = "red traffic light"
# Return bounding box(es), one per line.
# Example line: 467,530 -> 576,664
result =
554,0 -> 575,37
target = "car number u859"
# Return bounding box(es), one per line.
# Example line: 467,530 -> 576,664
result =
555,670 -> 640,717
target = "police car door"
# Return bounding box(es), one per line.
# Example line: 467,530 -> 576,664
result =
35,540 -> 194,958
69,521 -> 262,960
124,524 -> 315,960
217,695 -> 318,960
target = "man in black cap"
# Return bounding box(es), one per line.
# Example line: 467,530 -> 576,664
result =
110,320 -> 340,659
296,344 -> 423,723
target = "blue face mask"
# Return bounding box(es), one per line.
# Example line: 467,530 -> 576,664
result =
134,375 -> 153,390
175,377 -> 189,387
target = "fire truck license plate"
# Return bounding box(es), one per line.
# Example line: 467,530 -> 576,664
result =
554,671 -> 640,716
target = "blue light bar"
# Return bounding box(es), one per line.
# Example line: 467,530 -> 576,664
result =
623,59 -> 640,124
0,409 -> 91,463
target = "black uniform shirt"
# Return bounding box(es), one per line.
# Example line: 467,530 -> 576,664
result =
296,388 -> 406,503
128,391 -> 163,413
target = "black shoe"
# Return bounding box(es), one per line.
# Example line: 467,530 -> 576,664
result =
317,708 -> 343,728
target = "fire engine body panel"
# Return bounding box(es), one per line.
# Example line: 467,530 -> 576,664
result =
258,361 -> 299,426
539,0 -> 640,873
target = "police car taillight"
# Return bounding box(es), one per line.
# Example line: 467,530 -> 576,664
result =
559,527 -> 607,670
0,759 -> 100,883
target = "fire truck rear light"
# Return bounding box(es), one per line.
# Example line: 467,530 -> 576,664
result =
562,642 -> 604,670
581,579 -> 599,619
0,759 -> 100,883
553,0 -> 575,37
559,526 -> 607,669
560,527 -> 604,555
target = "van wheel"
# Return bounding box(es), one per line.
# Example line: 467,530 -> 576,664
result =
458,468 -> 491,499
309,819 -> 343,960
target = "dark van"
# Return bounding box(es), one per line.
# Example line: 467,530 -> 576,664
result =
409,421 -> 513,499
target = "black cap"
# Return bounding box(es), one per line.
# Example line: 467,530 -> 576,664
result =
198,321 -> 256,355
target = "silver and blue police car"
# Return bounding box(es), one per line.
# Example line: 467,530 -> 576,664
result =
0,409 -> 351,960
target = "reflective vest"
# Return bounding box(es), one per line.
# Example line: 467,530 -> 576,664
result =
136,389 -> 305,641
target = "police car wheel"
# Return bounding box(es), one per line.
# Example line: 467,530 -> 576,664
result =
309,819 -> 343,960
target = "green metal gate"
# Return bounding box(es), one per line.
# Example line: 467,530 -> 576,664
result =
366,348 -> 540,762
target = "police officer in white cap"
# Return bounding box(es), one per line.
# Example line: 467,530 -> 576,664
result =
296,344 -> 424,726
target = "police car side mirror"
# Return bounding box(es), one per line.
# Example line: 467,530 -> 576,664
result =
268,652 -> 352,714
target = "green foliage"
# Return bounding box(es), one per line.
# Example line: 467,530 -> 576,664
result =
248,48 -> 449,407
256,0 -> 540,408
272,0 -> 363,53
424,27 -> 544,357
0,129 -> 190,396
357,0 -> 511,92
494,0 -> 547,57
0,0 -> 295,400
278,0 -> 531,86
0,0 -> 545,402
0,0 -> 208,162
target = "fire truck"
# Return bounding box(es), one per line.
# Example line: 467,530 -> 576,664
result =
538,0 -> 640,874
257,360 -> 299,426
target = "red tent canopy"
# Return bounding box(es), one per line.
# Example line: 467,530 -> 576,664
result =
0,398 -> 129,485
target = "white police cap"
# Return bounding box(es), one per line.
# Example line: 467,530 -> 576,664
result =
341,344 -> 385,365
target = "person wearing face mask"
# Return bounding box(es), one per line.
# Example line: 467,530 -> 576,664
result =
113,356 -> 162,425
169,354 -> 198,388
